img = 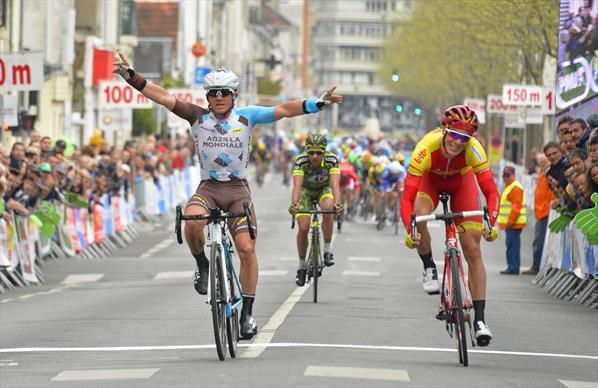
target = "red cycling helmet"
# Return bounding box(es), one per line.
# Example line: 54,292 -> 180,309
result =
441,105 -> 479,135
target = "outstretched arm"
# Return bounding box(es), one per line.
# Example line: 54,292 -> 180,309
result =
274,86 -> 343,120
113,53 -> 176,111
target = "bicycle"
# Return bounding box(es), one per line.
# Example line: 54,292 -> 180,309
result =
175,202 -> 255,361
291,200 -> 341,303
410,191 -> 491,367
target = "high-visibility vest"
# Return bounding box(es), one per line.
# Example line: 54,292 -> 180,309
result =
498,180 -> 526,228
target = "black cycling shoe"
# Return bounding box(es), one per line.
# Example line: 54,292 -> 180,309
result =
295,268 -> 307,287
240,314 -> 258,340
323,252 -> 335,267
193,267 -> 209,295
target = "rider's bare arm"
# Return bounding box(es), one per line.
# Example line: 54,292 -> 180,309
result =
274,86 -> 342,120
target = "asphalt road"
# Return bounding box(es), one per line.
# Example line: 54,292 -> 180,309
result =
1,171 -> 597,388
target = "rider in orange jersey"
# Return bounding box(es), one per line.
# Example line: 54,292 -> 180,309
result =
400,105 -> 499,347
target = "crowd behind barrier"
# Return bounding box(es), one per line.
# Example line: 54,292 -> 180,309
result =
498,112 -> 598,308
0,131 -> 199,294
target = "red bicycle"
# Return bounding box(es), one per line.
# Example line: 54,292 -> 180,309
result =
410,191 -> 492,367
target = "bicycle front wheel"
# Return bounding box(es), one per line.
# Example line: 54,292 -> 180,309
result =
210,242 -> 227,361
309,235 -> 320,304
450,248 -> 468,367
226,262 -> 239,358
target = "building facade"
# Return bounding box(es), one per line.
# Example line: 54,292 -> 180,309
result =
310,0 -> 411,132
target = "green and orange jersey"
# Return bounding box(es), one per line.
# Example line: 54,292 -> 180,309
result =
407,129 -> 490,178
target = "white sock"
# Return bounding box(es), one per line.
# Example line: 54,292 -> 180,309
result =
324,241 -> 332,254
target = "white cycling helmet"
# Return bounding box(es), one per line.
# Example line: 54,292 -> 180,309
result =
203,68 -> 240,91
389,161 -> 403,174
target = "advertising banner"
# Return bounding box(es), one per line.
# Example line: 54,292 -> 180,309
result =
556,0 -> 598,111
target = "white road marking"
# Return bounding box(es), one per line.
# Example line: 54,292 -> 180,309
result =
0,359 -> 18,366
305,366 -> 410,382
240,286 -> 310,359
342,271 -> 381,277
153,271 -> 193,280
2,343 -> 596,361
141,238 -> 174,258
259,270 -> 288,276
61,274 -> 104,285
51,368 -> 160,381
559,380 -> 598,388
348,257 -> 381,262
1,285 -> 75,304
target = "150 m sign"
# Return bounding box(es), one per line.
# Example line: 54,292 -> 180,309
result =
98,80 -> 153,109
502,84 -> 543,106
0,52 -> 44,92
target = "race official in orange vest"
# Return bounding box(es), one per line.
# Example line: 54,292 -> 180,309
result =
498,166 -> 527,275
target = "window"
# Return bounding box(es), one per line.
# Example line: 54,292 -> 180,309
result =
120,0 -> 136,35
0,0 -> 6,27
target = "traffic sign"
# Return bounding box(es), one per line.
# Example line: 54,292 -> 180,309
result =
194,66 -> 212,86
502,84 -> 543,106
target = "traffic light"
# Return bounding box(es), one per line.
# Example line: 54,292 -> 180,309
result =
414,108 -> 422,116
395,104 -> 403,112
391,70 -> 399,83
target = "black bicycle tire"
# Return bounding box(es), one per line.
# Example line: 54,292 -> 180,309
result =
450,248 -> 468,367
310,232 -> 320,304
225,257 -> 239,358
210,242 -> 227,361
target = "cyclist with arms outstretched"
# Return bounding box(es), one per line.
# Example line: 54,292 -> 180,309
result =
113,53 -> 342,339
400,105 -> 499,347
289,134 -> 343,286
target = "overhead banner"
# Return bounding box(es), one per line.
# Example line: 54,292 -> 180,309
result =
0,52 -> 44,92
556,0 -> 598,111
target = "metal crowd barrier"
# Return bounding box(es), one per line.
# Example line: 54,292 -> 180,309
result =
0,166 -> 201,294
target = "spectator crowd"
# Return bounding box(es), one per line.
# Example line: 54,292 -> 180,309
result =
523,113 -> 598,274
1,131 -> 195,223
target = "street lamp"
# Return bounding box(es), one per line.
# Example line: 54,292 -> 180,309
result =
414,107 -> 422,116
391,70 -> 399,83
395,104 -> 403,112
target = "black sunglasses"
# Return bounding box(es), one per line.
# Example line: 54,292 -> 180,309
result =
307,151 -> 323,156
206,88 -> 234,97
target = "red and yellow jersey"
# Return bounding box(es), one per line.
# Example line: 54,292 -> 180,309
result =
407,129 -> 490,177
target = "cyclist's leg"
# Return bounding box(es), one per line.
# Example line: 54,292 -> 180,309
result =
319,187 -> 335,266
294,189 -> 314,285
185,182 -> 215,295
226,181 -> 259,338
451,171 -> 492,344
296,189 -> 313,262
372,187 -> 381,219
414,172 -> 440,293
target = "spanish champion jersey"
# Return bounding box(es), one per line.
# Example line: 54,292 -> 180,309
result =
292,151 -> 340,191
407,129 -> 490,178
171,100 -> 275,181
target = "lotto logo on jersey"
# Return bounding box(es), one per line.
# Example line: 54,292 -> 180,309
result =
232,127 -> 244,134
413,149 -> 427,164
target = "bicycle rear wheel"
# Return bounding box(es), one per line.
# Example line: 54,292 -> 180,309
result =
450,248 -> 468,367
210,242 -> 227,361
225,261 -> 239,358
